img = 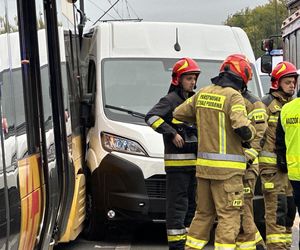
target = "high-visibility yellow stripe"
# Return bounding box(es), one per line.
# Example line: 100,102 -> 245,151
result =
245,148 -> 258,159
258,156 -> 276,164
231,104 -> 247,115
248,109 -> 267,120
266,234 -> 289,243
232,104 -> 245,110
236,239 -> 256,250
268,115 -> 278,123
219,112 -> 226,154
171,118 -> 183,124
215,242 -> 236,250
255,231 -> 263,243
197,158 -> 246,169
165,159 -> 196,166
167,234 -> 186,242
285,233 -> 292,243
151,118 -> 164,129
186,236 -> 207,249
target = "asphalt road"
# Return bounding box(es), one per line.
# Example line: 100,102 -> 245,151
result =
54,218 -> 299,250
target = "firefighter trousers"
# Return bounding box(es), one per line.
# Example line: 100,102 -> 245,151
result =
185,175 -> 244,250
166,170 -> 197,250
236,168 -> 266,250
260,168 -> 292,250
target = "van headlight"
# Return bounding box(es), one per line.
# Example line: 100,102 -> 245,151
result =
101,132 -> 147,156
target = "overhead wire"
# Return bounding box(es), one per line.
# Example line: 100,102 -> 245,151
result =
126,0 -> 140,19
107,0 -> 122,19
86,0 -> 116,20
93,0 -> 120,25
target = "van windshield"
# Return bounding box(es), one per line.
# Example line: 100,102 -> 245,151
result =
102,58 -> 260,124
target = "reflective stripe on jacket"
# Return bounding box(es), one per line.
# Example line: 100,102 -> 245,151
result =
242,90 -> 268,174
173,84 -> 256,180
259,91 -> 292,169
145,89 -> 197,171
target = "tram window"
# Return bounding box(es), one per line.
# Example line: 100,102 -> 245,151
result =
40,66 -> 53,126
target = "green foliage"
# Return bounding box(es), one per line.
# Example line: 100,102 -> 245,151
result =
224,0 -> 288,58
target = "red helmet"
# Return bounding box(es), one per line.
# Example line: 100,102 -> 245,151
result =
220,54 -> 253,85
171,58 -> 200,86
271,61 -> 298,90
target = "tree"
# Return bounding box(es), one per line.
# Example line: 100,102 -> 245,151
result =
224,0 -> 288,58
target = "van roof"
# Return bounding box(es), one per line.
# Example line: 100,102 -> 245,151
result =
91,21 -> 255,63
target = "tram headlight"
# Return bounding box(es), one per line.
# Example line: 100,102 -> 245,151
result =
101,132 -> 147,156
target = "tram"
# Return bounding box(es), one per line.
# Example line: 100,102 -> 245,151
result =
0,0 -> 85,248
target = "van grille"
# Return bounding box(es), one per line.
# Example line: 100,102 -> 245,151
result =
145,175 -> 166,199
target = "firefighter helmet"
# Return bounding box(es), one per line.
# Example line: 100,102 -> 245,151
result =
171,58 -> 200,86
270,61 -> 298,90
220,54 -> 253,85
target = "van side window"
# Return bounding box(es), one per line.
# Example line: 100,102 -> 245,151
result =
87,61 -> 96,95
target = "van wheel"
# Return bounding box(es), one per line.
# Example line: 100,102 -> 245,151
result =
82,182 -> 106,240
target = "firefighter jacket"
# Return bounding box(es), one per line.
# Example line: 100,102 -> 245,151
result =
259,91 -> 293,169
242,90 -> 268,174
173,79 -> 256,180
276,97 -> 300,180
145,87 -> 197,172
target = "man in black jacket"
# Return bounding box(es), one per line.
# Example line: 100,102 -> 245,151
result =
145,58 -> 200,250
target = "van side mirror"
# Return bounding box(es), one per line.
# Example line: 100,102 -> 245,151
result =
261,54 -> 272,74
261,39 -> 274,52
80,93 -> 95,128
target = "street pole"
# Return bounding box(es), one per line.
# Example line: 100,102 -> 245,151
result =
274,0 -> 279,35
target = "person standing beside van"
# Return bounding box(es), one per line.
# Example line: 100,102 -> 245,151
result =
145,58 -> 200,250
259,61 -> 298,250
173,54 -> 256,250
236,75 -> 268,250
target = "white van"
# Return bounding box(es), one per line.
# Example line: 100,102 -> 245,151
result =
80,21 -> 263,238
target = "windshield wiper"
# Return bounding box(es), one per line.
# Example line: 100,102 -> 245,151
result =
105,104 -> 146,119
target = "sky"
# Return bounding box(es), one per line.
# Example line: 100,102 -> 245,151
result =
84,0 -> 270,26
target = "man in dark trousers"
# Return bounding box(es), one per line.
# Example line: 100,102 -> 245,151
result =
145,58 -> 200,250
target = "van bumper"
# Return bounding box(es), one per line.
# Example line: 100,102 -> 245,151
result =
92,154 -> 166,221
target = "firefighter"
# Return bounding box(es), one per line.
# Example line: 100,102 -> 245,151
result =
145,58 -> 200,250
236,55 -> 268,250
173,54 -> 256,250
259,61 -> 298,250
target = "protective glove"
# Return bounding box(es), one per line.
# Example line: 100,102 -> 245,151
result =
277,154 -> 288,173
